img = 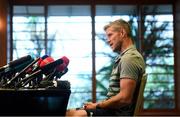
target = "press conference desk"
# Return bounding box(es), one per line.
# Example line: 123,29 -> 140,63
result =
0,85 -> 71,116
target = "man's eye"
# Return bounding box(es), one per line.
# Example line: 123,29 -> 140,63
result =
108,34 -> 112,37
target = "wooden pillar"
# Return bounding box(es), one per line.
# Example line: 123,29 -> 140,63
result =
0,0 -> 8,67
174,0 -> 180,115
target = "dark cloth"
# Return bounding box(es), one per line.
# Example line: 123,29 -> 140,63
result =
85,106 -> 133,116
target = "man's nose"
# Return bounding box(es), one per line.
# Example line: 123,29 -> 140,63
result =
107,38 -> 110,43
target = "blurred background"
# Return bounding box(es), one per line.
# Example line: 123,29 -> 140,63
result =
0,0 -> 180,116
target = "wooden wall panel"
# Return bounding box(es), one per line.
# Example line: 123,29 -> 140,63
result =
174,0 -> 180,115
0,0 -> 8,67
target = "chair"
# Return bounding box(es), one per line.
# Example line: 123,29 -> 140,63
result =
133,73 -> 148,116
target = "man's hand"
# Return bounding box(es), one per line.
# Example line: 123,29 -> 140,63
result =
83,102 -> 98,109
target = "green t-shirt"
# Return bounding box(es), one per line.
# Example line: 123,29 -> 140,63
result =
107,45 -> 145,114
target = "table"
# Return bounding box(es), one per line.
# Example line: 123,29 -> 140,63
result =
0,81 -> 71,116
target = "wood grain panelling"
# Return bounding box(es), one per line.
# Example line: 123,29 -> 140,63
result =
0,0 -> 8,67
11,0 -> 172,5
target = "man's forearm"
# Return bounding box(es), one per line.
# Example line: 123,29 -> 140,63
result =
96,94 -> 130,109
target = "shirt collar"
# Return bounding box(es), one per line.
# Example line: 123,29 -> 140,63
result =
121,45 -> 136,56
114,45 -> 136,63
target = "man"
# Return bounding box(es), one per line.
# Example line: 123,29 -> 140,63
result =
66,19 -> 145,116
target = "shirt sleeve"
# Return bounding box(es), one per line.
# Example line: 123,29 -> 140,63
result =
119,56 -> 141,81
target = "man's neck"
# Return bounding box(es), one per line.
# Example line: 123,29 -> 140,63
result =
120,37 -> 134,53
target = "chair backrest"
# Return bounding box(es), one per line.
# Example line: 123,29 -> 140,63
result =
133,73 -> 147,116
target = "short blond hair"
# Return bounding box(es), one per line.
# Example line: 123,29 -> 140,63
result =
104,19 -> 132,37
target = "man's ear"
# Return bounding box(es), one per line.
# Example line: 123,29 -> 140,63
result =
120,28 -> 126,38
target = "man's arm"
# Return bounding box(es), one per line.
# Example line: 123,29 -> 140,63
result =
96,78 -> 137,109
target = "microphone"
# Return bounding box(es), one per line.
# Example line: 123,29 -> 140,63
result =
37,55 -> 49,66
54,56 -> 69,79
55,67 -> 68,80
0,55 -> 31,69
2,56 -> 34,78
0,65 -> 8,74
30,55 -> 54,86
56,56 -> 69,72
16,58 -> 63,88
1,55 -> 48,88
39,56 -> 54,67
9,55 -> 32,67
43,56 -> 69,81
0,55 -> 32,76
1,57 -> 34,88
38,56 -> 69,88
5,57 -> 41,87
13,55 -> 54,88
37,56 -> 55,75
26,55 -> 50,74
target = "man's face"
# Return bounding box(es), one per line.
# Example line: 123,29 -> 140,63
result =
105,26 -> 122,52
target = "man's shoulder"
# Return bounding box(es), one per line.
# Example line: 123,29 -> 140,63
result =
122,48 -> 143,60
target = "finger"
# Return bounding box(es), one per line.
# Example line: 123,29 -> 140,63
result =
84,102 -> 91,105
83,105 -> 87,109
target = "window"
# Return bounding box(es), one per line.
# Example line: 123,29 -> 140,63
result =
13,6 -> 45,58
11,3 -> 174,110
47,5 -> 92,108
95,5 -> 138,101
142,5 -> 174,109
